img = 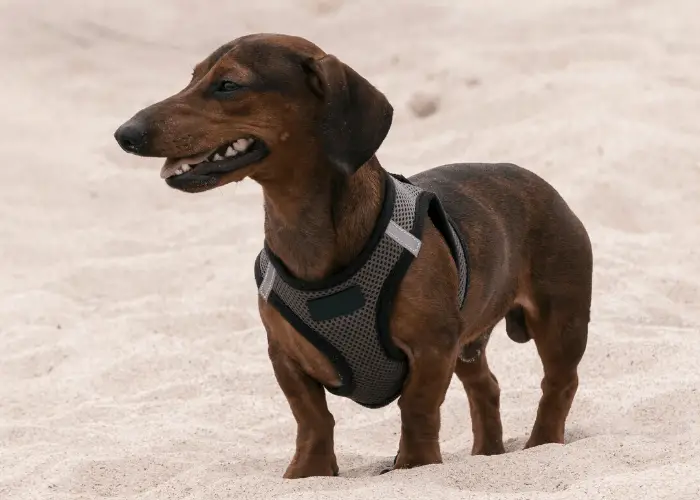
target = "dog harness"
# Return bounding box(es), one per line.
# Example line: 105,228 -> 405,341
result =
254,172 -> 469,408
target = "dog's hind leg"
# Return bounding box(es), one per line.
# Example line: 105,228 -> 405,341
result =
454,330 -> 505,456
521,198 -> 592,448
524,303 -> 588,448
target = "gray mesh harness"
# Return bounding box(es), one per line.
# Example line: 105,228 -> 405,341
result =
254,172 -> 469,408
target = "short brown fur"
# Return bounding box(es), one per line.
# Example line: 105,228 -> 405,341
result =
115,33 -> 592,479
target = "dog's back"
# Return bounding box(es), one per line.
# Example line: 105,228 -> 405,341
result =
410,162 -> 592,343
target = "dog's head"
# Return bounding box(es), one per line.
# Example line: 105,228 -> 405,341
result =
114,33 -> 393,193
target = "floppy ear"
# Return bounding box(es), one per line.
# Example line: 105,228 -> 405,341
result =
304,54 -> 393,175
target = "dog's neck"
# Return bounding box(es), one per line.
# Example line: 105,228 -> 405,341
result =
259,157 -> 385,282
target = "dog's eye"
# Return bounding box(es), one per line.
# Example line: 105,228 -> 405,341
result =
215,80 -> 242,94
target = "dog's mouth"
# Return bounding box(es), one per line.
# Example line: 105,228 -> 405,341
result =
161,136 -> 268,186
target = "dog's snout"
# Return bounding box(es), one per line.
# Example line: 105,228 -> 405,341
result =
114,120 -> 149,154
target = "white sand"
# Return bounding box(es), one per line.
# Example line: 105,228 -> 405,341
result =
1,0 -> 699,498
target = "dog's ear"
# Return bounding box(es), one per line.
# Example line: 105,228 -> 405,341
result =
303,54 -> 393,175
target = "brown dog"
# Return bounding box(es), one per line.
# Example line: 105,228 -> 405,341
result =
114,33 -> 592,479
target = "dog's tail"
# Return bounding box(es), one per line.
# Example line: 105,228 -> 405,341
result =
505,306 -> 531,343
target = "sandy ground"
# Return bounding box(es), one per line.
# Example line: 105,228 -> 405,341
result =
2,0 -> 700,498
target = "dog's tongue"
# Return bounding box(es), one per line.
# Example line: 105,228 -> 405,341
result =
160,151 -> 213,179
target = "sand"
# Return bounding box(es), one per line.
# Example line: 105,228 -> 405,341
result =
1,0 -> 699,498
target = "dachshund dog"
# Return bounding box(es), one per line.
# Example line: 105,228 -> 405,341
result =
114,33 -> 592,479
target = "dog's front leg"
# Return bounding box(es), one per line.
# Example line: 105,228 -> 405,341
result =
392,337 -> 459,471
267,340 -> 338,479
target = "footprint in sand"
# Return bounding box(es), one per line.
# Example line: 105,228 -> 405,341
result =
408,91 -> 441,119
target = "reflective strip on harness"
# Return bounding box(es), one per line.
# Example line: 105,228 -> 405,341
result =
259,264 -> 276,301
385,220 -> 422,256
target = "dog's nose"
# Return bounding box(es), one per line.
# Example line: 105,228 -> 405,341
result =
114,120 -> 148,154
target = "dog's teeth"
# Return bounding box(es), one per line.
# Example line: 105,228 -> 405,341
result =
233,139 -> 248,152
181,164 -> 191,172
175,168 -> 183,175
225,146 -> 237,157
213,153 -> 224,161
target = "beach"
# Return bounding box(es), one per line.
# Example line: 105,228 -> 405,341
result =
1,0 -> 699,498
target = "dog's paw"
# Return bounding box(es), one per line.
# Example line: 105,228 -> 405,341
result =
283,458 -> 339,479
380,450 -> 442,474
